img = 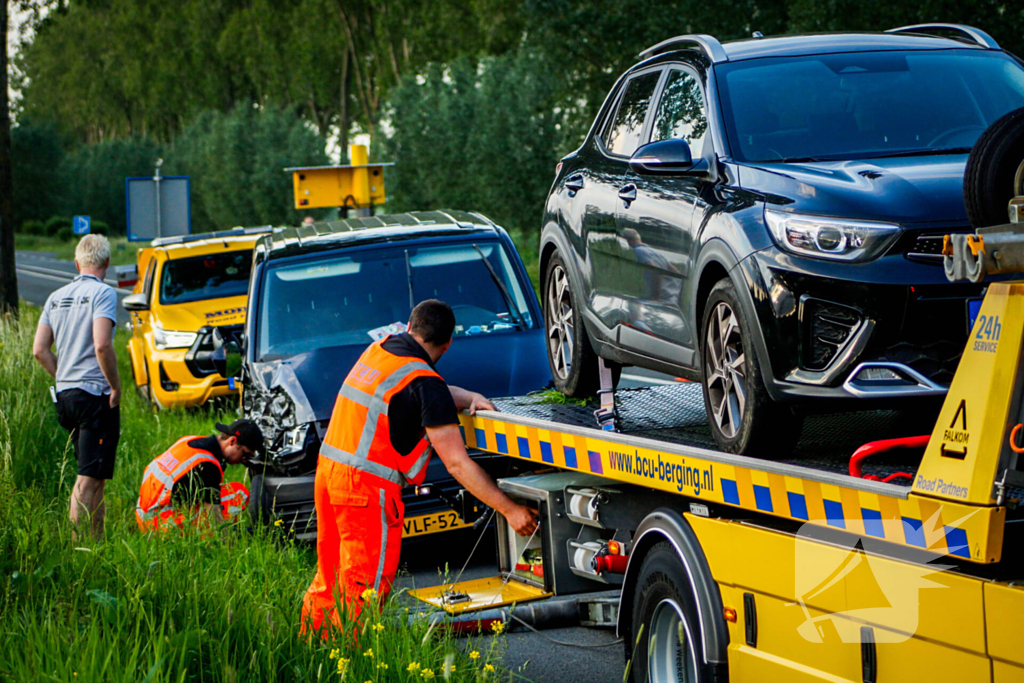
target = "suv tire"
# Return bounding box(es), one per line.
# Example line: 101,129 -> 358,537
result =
700,279 -> 801,456
544,252 -> 619,396
964,106 -> 1024,228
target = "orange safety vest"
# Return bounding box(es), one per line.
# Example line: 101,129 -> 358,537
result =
319,337 -> 442,491
136,436 -> 224,531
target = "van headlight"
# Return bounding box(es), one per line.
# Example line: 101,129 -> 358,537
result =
153,324 -> 198,350
765,209 -> 901,262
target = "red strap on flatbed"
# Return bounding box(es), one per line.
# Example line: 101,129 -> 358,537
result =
849,435 -> 929,482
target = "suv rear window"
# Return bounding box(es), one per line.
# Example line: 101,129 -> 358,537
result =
256,241 -> 534,360
718,49 -> 1024,163
160,251 -> 253,305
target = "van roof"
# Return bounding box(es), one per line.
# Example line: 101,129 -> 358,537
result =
262,210 -> 501,259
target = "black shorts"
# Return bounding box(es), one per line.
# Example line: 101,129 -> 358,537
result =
55,388 -> 120,480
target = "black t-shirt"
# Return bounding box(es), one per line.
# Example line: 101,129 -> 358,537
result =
170,435 -> 224,507
381,333 -> 460,456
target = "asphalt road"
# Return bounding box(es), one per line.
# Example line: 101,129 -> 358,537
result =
15,251 -> 133,324
398,534 -> 626,683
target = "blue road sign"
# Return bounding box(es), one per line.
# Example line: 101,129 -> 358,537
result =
73,216 -> 91,235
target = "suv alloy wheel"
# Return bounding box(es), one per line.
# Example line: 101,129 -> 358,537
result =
700,279 -> 801,456
544,252 -> 619,396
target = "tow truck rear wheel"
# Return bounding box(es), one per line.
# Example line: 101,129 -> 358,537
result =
629,542 -> 711,683
544,252 -> 619,397
700,279 -> 801,457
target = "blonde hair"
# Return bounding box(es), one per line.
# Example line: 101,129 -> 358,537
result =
75,234 -> 111,269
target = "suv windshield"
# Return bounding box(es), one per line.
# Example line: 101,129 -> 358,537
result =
160,250 -> 253,305
256,240 -> 534,360
718,49 -> 1024,163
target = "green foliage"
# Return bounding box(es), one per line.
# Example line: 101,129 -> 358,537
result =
0,308 -> 509,681
60,137 -> 165,236
90,219 -> 110,236
10,120 -> 65,230
382,49 -> 568,239
14,235 -> 137,266
54,226 -> 73,242
19,220 -> 46,237
165,103 -> 330,232
43,215 -> 71,237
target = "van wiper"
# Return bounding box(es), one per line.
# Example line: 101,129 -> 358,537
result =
472,244 -> 525,330
870,147 -> 972,159
404,249 -> 414,310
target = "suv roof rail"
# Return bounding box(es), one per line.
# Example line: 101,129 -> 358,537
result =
152,225 -> 274,247
885,23 -> 1000,49
638,34 -> 729,63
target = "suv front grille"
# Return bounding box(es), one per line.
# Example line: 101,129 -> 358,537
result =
907,235 -> 945,260
803,299 -> 862,371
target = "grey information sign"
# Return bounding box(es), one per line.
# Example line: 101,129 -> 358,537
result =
126,176 -> 191,242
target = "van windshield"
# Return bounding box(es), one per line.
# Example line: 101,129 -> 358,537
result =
717,49 -> 1024,163
160,250 -> 253,305
256,241 -> 534,360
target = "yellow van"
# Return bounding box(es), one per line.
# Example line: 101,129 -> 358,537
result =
123,228 -> 268,408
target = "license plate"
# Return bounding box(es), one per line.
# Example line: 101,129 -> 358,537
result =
967,298 -> 984,334
402,510 -> 469,538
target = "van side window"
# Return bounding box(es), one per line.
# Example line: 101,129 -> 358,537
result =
603,71 -> 661,157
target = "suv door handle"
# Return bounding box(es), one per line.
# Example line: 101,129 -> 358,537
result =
565,174 -> 584,193
618,184 -> 637,205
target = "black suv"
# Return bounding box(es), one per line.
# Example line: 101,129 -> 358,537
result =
541,25 -> 1024,454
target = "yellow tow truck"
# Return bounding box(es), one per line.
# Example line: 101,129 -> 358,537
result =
123,228 -> 270,408
413,118 -> 1024,681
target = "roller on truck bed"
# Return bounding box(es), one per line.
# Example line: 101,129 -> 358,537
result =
411,108 -> 1024,682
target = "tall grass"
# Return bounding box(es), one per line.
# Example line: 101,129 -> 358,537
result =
0,307 -> 508,682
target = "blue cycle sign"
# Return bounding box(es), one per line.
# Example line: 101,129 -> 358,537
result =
73,216 -> 91,235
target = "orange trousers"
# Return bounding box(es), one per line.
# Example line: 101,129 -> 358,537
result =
300,461 -> 404,635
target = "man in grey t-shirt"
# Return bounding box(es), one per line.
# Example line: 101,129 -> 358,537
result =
33,234 -> 122,539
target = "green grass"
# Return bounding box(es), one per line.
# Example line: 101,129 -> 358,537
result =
15,234 -> 138,266
0,306 -> 512,682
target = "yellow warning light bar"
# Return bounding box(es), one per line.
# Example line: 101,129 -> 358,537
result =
285,145 -> 393,210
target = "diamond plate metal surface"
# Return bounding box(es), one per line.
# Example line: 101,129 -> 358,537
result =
494,383 -> 930,482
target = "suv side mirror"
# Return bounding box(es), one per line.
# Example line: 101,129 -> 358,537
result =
629,139 -> 708,175
213,341 -> 242,378
123,292 -> 149,311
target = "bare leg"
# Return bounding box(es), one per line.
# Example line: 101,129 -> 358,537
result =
70,475 -> 105,540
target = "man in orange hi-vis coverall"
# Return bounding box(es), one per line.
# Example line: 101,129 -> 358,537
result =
301,300 -> 538,633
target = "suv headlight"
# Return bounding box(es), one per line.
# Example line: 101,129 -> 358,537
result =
765,209 -> 901,262
153,324 -> 198,350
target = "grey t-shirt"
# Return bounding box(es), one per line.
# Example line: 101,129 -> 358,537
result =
39,274 -> 118,396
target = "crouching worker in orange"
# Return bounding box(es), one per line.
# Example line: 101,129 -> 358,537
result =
136,419 -> 264,531
301,300 -> 538,635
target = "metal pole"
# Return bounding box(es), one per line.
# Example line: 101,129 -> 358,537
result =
154,158 -> 163,239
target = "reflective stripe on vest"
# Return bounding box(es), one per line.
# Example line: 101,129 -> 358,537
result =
320,338 -> 441,488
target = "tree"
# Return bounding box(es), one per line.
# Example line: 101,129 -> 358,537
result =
1,0 -> 18,316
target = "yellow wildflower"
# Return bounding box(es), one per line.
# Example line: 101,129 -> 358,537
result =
421,669 -> 435,679
329,648 -> 340,660
273,519 -> 283,527
490,620 -> 505,634
363,648 -> 374,659
372,622 -> 385,633
469,651 -> 480,660
407,662 -> 421,673
336,657 -> 350,676
484,664 -> 495,673
360,588 -> 378,601
377,663 -> 389,670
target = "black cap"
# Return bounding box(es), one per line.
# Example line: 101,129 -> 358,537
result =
215,419 -> 264,455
